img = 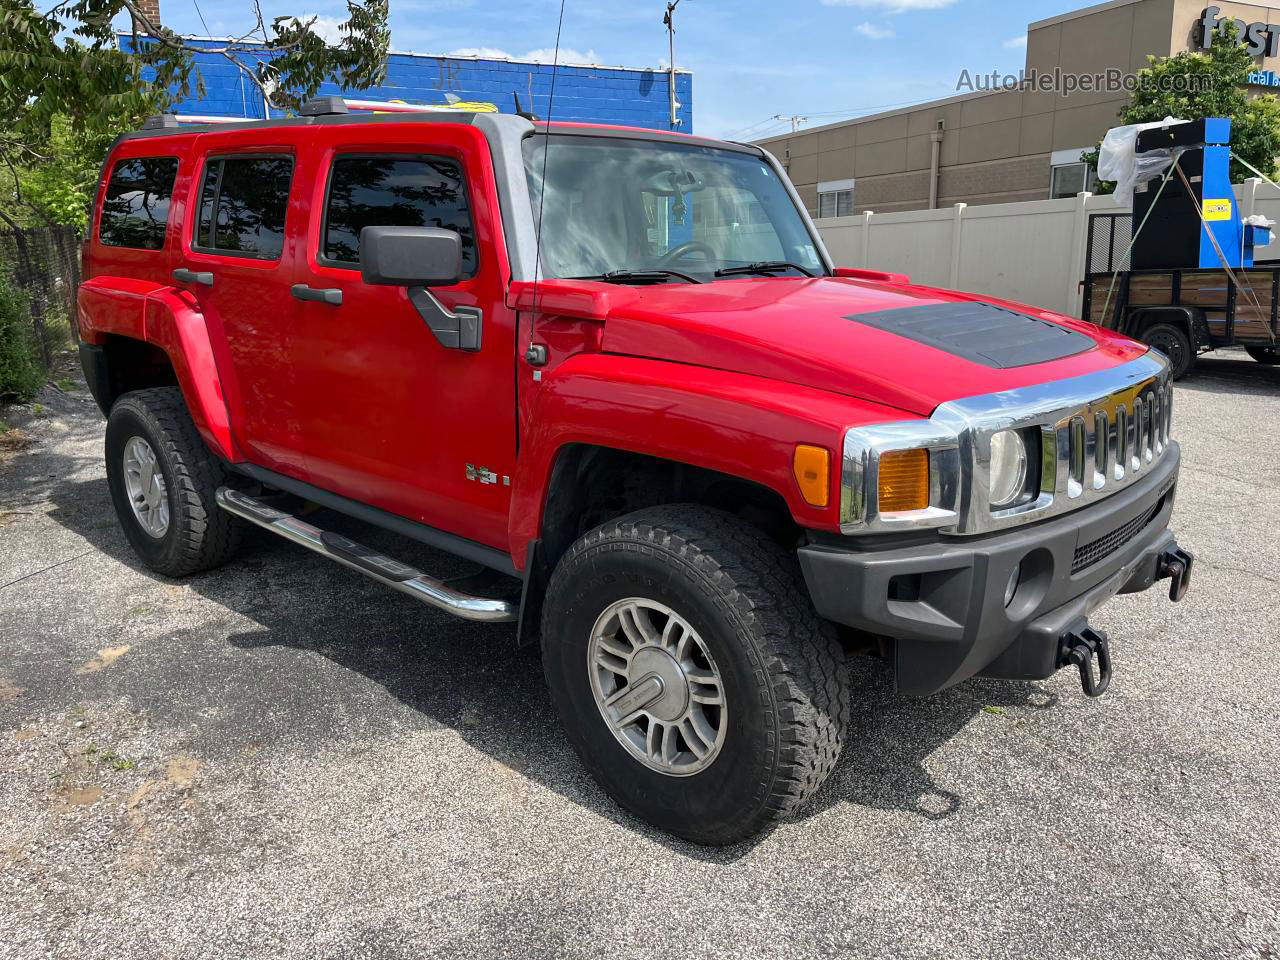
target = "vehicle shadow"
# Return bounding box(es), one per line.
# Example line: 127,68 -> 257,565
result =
1177,349 -> 1280,398
45,474 -> 1056,863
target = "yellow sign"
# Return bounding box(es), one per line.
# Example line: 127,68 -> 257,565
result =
1202,198 -> 1233,221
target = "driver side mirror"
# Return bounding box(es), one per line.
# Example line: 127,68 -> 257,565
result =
359,226 -> 462,287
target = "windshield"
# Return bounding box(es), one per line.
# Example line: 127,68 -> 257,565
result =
522,134 -> 826,282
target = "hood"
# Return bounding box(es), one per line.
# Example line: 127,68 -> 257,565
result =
579,276 -> 1147,417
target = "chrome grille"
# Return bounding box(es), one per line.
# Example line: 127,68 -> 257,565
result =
1063,380 -> 1173,500
927,351 -> 1174,536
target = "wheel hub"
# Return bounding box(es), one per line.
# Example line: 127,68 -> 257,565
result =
122,436 -> 169,539
588,598 -> 726,777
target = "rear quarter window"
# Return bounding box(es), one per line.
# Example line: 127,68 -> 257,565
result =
99,157 -> 180,250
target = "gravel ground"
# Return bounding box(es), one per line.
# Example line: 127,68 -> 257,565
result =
1,350 -> 1277,960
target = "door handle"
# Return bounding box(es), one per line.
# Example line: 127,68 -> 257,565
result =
172,268 -> 214,287
291,283 -> 343,306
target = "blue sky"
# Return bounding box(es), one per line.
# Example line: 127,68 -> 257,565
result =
125,0 -> 1094,137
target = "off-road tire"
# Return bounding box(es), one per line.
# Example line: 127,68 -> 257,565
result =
541,505 -> 849,845
105,387 -> 243,577
1245,345 -> 1280,365
1143,322 -> 1195,379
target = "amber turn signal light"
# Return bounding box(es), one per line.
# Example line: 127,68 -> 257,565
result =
792,445 -> 830,508
878,448 -> 929,512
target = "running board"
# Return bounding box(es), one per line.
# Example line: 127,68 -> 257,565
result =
214,488 -> 518,623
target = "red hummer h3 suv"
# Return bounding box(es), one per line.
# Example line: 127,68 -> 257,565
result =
78,99 -> 1193,844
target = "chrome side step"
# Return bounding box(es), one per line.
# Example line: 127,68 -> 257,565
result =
214,488 -> 518,623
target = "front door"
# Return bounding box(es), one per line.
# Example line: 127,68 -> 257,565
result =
286,123 -> 519,553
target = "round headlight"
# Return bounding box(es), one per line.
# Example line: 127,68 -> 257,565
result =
989,430 -> 1028,508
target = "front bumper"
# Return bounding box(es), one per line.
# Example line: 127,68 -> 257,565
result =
799,442 -> 1187,696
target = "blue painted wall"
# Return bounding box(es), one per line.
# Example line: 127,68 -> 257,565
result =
121,37 -> 693,131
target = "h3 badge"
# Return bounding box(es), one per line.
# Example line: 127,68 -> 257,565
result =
465,463 -> 509,486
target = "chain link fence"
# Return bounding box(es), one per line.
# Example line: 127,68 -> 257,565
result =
0,225 -> 81,366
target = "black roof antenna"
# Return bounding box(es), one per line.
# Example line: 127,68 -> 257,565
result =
513,92 -> 539,122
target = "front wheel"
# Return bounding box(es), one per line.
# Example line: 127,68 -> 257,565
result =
1143,322 -> 1195,379
105,387 -> 243,577
541,506 -> 849,845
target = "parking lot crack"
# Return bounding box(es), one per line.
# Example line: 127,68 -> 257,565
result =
0,549 -> 94,592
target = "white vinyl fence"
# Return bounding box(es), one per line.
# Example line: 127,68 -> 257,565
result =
815,179 -> 1280,317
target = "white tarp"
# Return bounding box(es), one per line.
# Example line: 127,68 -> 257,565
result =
1097,117 -> 1189,207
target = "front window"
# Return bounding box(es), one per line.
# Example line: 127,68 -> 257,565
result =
523,134 -> 825,282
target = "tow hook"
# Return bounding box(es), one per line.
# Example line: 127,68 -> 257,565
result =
1158,546 -> 1195,602
1058,623 -> 1112,698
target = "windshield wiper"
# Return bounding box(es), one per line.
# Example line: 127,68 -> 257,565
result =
570,269 -> 705,285
713,261 -> 816,278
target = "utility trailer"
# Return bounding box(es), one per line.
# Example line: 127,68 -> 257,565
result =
1080,117 -> 1279,378
1082,211 -> 1280,378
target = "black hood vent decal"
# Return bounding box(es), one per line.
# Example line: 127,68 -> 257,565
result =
845,302 -> 1094,369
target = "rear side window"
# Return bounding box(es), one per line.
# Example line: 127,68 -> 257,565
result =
99,157 -> 180,250
194,156 -> 293,260
321,155 -> 477,275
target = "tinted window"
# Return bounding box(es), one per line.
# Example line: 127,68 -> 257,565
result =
99,157 -> 179,250
323,156 -> 476,275
195,156 -> 293,259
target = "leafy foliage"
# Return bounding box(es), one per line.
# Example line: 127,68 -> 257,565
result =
1084,22 -> 1280,192
0,275 -> 45,401
0,0 -> 389,225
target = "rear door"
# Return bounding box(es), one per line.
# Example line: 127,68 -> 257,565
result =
175,133 -> 305,476
286,122 -> 519,551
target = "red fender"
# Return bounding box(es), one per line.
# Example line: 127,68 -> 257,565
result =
507,353 -> 914,570
78,277 -> 240,462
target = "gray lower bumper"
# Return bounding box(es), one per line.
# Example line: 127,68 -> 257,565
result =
798,444 -> 1185,696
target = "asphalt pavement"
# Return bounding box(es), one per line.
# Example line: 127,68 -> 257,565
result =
1,350 -> 1277,959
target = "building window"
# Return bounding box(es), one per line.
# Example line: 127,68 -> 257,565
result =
1050,162 -> 1097,200
99,157 -> 180,250
816,178 -> 856,219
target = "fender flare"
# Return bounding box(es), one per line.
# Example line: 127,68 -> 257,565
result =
78,277 -> 239,462
506,353 -> 907,570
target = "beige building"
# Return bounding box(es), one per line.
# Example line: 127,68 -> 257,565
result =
759,0 -> 1280,216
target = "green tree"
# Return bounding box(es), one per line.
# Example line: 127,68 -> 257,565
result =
0,0 -> 389,227
0,275 -> 43,401
1084,21 -> 1280,192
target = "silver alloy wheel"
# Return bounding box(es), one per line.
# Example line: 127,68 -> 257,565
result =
122,436 -> 170,539
588,598 -> 727,777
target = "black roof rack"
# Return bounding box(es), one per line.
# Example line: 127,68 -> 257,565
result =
141,114 -> 180,129
299,96 -> 350,117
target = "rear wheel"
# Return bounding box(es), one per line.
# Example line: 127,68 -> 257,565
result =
541,505 -> 849,845
105,387 -> 243,577
1143,322 -> 1194,379
1245,345 -> 1280,365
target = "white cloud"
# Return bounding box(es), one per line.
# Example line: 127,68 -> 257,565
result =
294,14 -> 344,46
522,47 -> 602,65
856,21 -> 895,39
446,45 -> 603,65
1003,35 -> 1028,48
821,0 -> 956,12
446,46 -> 515,59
